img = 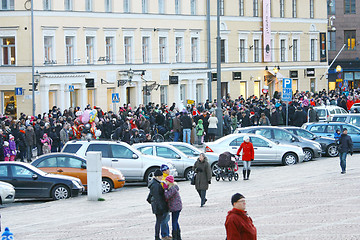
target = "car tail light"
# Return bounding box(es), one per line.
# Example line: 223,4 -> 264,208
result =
205,146 -> 213,152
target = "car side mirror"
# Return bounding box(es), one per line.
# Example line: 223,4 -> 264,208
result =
81,164 -> 87,169
132,154 -> 139,159
175,155 -> 181,159
32,174 -> 38,180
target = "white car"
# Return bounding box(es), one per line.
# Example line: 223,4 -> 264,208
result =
62,140 -> 177,183
205,133 -> 305,165
0,181 -> 15,205
168,142 -> 220,175
312,105 -> 348,121
133,143 -> 196,180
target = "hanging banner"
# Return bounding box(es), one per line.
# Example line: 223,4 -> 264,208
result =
320,32 -> 327,62
263,0 -> 271,62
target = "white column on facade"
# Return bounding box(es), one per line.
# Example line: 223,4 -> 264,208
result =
59,84 -> 65,111
40,83 -> 50,114
203,78 -> 208,103
136,81 -> 143,106
187,80 -> 193,102
65,85 -> 71,110
176,80 -> 182,109
120,86 -> 127,106
80,83 -> 87,110
191,79 -> 197,102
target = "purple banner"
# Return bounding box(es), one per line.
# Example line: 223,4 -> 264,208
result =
263,0 -> 271,62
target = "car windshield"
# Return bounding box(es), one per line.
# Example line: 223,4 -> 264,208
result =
315,109 -> 326,117
173,145 -> 199,156
296,129 -> 315,139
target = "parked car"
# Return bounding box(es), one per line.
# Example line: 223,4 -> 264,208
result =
0,162 -> 84,200
350,103 -> 360,113
62,140 -> 177,183
133,143 -> 196,180
0,181 -> 15,205
205,133 -> 305,165
312,105 -> 348,121
236,126 -> 322,161
302,122 -> 360,151
283,127 -> 338,157
332,113 -> 360,128
168,142 -> 219,175
31,153 -> 125,193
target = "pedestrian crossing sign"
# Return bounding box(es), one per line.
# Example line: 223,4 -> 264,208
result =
112,93 -> 120,103
69,85 -> 75,92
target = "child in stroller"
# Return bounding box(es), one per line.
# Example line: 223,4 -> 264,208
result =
215,151 -> 239,181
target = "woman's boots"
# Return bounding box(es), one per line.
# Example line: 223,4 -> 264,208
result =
243,169 -> 251,180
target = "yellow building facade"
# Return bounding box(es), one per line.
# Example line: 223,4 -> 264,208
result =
0,0 -> 328,117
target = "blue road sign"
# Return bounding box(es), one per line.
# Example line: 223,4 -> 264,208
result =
282,78 -> 292,102
112,93 -> 120,103
69,85 -> 75,92
338,82 -> 342,88
15,87 -> 23,95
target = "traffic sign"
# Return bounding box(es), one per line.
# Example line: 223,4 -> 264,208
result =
336,79 -> 342,82
69,85 -> 75,92
338,82 -> 342,88
112,93 -> 120,103
262,89 -> 268,94
15,87 -> 23,95
187,100 -> 195,105
282,78 -> 292,102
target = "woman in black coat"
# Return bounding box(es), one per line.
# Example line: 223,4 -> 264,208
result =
148,170 -> 169,240
193,153 -> 212,207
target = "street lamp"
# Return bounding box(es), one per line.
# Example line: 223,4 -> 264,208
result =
127,68 -> 134,83
273,66 -> 280,92
336,65 -> 342,73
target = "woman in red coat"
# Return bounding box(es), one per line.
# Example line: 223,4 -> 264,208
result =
236,135 -> 254,180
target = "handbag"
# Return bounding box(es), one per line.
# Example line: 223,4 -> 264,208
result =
190,173 -> 197,185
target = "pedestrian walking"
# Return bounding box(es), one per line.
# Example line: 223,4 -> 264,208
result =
338,128 -> 353,174
164,175 -> 182,240
148,169 -> 169,240
225,193 -> 257,240
236,135 -> 254,180
193,153 -> 212,207
207,113 -> 218,142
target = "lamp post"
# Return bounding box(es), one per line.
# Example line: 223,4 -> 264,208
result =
273,66 -> 280,93
336,65 -> 342,91
216,0 -> 223,137
31,0 -> 35,116
127,68 -> 134,83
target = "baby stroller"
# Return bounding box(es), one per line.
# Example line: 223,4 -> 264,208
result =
215,151 -> 239,181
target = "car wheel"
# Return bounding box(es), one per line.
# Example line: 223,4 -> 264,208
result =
52,185 -> 70,200
184,168 -> 194,181
102,178 -> 113,193
211,162 -> 221,176
303,149 -> 313,162
145,167 -> 159,184
282,153 -> 297,166
327,144 -> 339,157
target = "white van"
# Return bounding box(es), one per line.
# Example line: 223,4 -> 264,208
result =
313,106 -> 348,121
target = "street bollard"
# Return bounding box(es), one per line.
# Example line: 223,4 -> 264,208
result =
86,152 -> 102,201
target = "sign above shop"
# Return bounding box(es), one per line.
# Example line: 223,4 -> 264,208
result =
232,72 -> 242,80
289,71 -> 298,78
306,68 -> 315,77
169,76 -> 179,84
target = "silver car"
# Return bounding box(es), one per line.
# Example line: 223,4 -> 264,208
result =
168,142 -> 219,175
236,126 -> 322,162
62,141 -> 177,183
205,133 -> 305,165
0,181 -> 15,205
133,143 -> 196,180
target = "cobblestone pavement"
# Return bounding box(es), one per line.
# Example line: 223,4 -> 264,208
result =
1,154 -> 360,240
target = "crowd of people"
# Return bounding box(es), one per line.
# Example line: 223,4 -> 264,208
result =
1,88 -> 359,162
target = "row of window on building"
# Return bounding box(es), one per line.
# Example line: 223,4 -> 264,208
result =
1,33 -> 322,66
1,0 -> 319,18
327,0 -> 356,15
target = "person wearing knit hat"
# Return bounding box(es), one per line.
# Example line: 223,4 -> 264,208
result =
164,174 -> 183,240
225,193 -> 257,240
148,168 -> 169,240
160,164 -> 171,239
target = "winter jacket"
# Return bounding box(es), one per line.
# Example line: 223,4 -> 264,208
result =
181,115 -> 193,129
3,146 -> 10,157
225,208 -> 257,240
25,128 -> 36,147
308,109 -> 319,122
172,117 -> 181,132
237,141 -> 255,161
258,117 -> 270,126
208,116 -> 218,129
9,140 -> 16,156
196,119 -> 204,136
59,128 -> 69,145
338,133 -> 353,153
164,184 -> 182,212
193,158 -> 212,191
148,178 -> 169,215
292,110 -> 307,127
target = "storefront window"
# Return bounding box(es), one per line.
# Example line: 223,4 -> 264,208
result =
2,91 -> 16,117
344,72 -> 354,80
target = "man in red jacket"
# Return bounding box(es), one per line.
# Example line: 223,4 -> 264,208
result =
225,193 -> 257,240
